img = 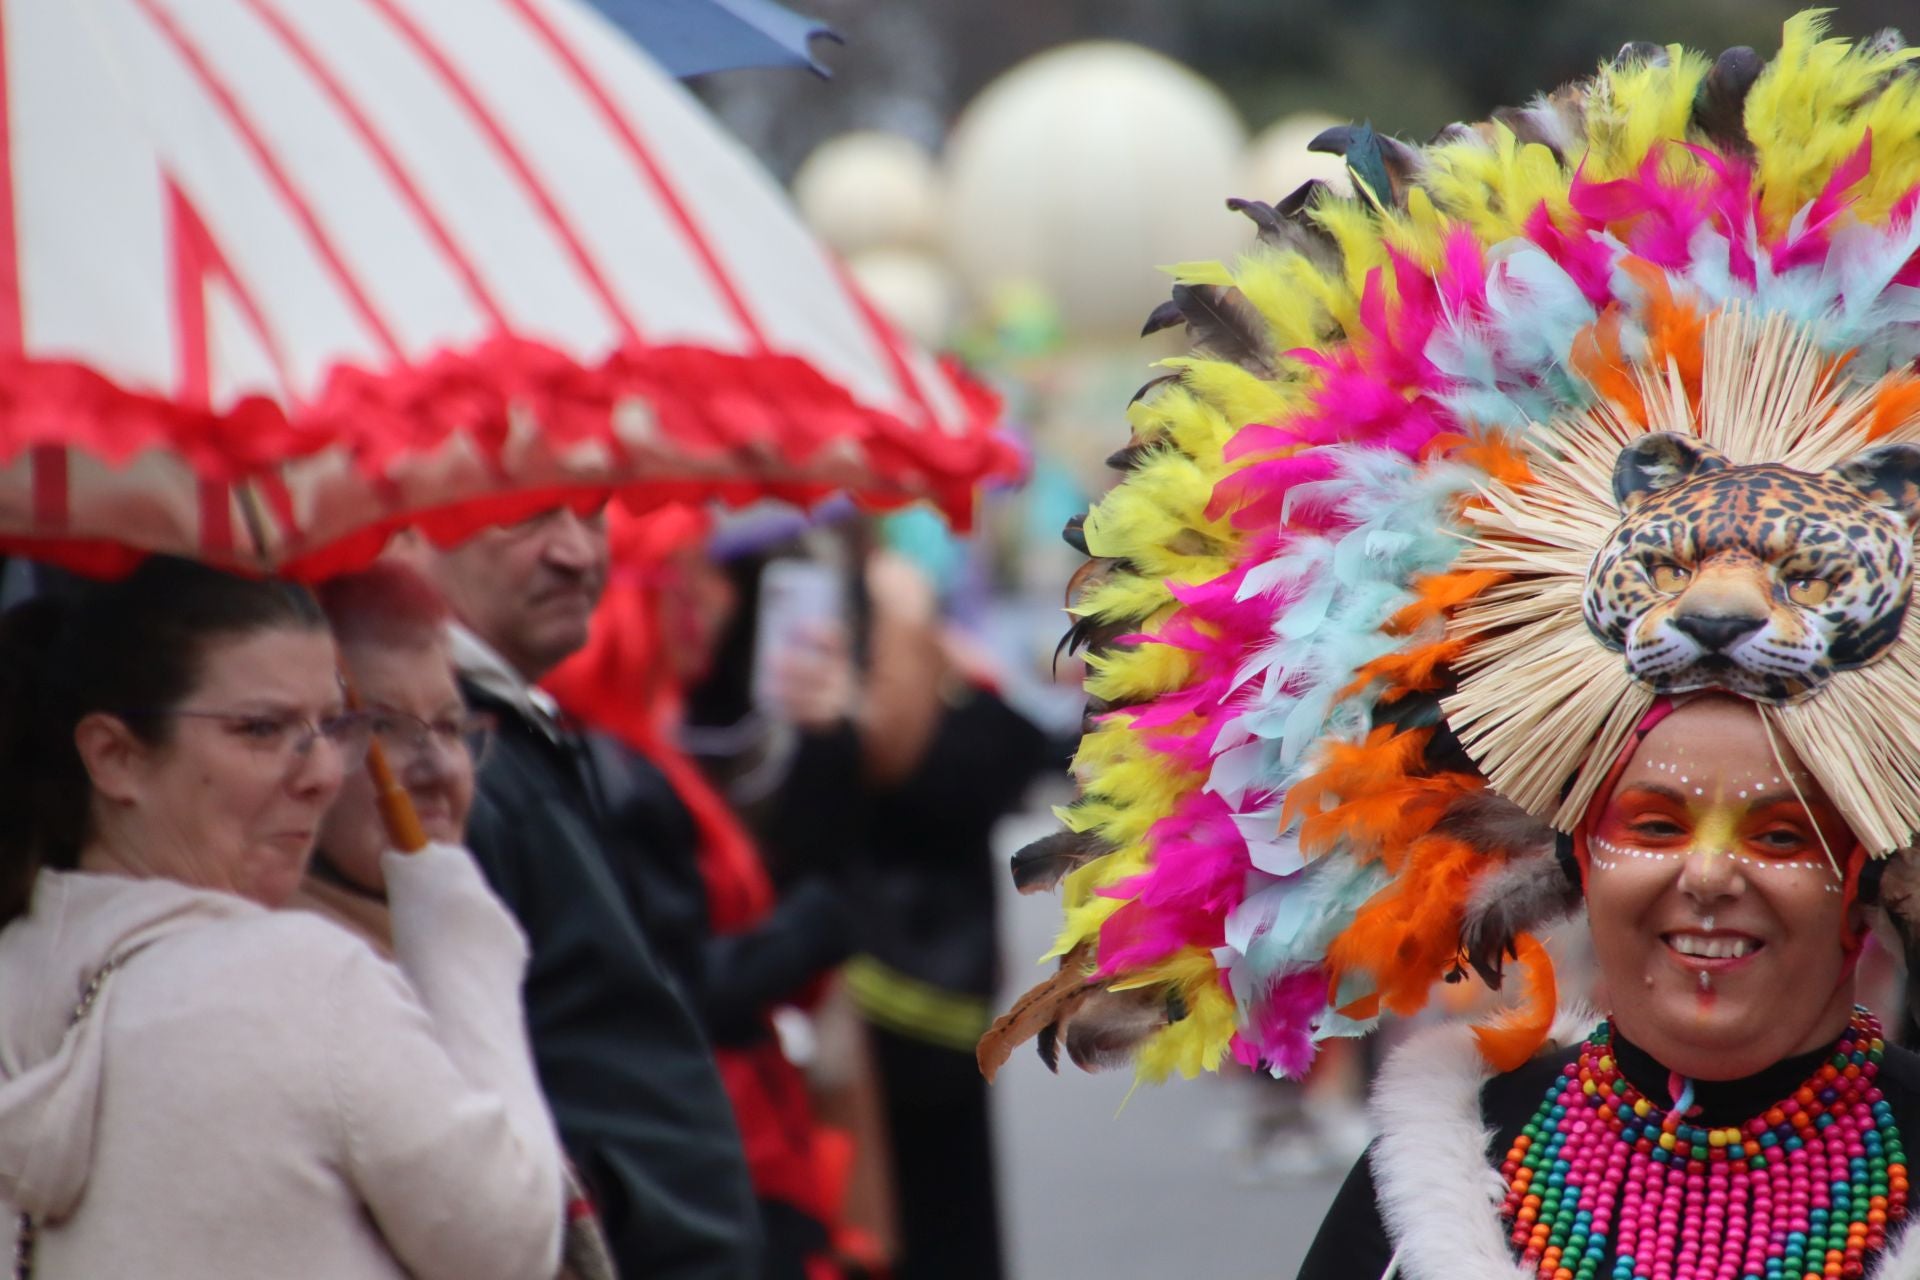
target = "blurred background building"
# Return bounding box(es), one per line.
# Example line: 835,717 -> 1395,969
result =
707,0 -> 1907,181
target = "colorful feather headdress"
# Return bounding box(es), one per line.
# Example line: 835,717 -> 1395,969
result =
983,13 -> 1920,1085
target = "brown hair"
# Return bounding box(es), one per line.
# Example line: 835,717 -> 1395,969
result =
0,558 -> 327,925
316,561 -> 450,651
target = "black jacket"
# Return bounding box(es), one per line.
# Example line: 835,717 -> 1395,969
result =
584,734 -> 855,1046
461,681 -> 760,1280
855,686 -> 1049,1001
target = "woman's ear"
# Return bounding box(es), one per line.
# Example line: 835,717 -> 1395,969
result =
1848,902 -> 1874,945
74,712 -> 149,805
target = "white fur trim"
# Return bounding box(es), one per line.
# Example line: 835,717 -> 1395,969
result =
1367,1007 -> 1920,1280
1870,1217 -> 1920,1279
1366,1007 -> 1594,1280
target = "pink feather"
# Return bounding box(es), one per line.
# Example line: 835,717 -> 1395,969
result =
1569,150 -> 1709,269
1524,205 -> 1616,305
1234,967 -> 1329,1077
1772,131 -> 1874,274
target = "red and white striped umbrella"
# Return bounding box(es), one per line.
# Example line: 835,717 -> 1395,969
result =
0,0 -> 1007,577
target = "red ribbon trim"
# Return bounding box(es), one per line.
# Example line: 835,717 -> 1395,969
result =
0,335 -> 1014,579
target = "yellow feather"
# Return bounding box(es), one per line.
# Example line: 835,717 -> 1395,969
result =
1377,188 -> 1454,266
1116,948 -> 1237,1081
1846,76 -> 1920,222
1075,574 -> 1172,624
1067,722 -> 1133,775
1233,250 -> 1355,352
1312,199 -> 1391,305
1162,394 -> 1243,462
1046,831 -> 1145,943
1085,455 -> 1238,579
1425,128 -> 1572,241
1582,48 -> 1709,181
1127,383 -> 1238,462
1160,357 -> 1295,428
1158,259 -> 1237,287
1048,826 -> 1161,912
1082,746 -> 1201,807
1086,451 -> 1215,537
1747,11 -> 1920,228
1085,643 -> 1198,702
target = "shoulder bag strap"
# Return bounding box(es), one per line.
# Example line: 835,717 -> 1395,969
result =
14,954 -> 129,1280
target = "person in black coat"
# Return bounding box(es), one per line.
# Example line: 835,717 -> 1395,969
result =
701,546 -> 1050,1280
410,507 -> 760,1280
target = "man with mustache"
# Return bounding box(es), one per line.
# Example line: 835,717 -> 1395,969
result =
414,507 -> 759,1280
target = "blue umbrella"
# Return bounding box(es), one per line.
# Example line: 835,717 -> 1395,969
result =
588,0 -> 838,77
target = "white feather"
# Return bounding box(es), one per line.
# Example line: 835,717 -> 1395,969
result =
1367,1007 -> 1593,1280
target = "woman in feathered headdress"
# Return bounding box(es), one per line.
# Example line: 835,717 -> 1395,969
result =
986,14 -> 1920,1279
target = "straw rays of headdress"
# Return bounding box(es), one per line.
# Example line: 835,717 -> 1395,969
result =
1444,307 -> 1920,848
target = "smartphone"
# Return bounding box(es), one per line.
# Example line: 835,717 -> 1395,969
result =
752,558 -> 845,713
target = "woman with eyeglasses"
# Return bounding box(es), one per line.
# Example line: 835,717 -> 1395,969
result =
0,557 -> 564,1280
301,564 -> 495,946
302,561 -> 617,1280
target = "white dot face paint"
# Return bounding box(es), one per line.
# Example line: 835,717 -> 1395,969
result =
1581,697 -> 1859,1083
1589,836 -> 1684,872
1587,838 -> 1841,891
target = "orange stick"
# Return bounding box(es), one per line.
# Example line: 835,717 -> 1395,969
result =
344,679 -> 428,853
366,736 -> 429,853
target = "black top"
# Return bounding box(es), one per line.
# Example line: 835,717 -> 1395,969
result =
852,686 -> 1050,1000
1296,1024 -> 1920,1280
584,733 -> 855,1046
461,683 -> 761,1280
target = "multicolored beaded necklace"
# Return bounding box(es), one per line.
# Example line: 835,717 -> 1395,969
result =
1499,1008 -> 1908,1280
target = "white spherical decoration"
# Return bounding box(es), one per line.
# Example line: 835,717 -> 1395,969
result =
792,131 -> 943,256
943,42 -> 1247,342
844,248 -> 959,348
1242,113 -> 1354,205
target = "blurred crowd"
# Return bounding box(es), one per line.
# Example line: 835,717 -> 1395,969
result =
0,497 -> 1059,1280
21,6 -> 1920,1279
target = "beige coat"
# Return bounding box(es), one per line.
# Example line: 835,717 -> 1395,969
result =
0,844 -> 564,1279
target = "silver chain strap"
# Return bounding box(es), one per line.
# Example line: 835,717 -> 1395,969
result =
13,956 -> 124,1280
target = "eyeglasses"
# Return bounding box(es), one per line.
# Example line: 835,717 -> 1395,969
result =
364,707 -> 495,771
118,708 -> 376,768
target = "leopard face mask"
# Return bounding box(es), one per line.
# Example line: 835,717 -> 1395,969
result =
1581,432 -> 1920,702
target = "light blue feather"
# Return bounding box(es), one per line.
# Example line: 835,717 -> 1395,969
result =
1228,853 -> 1392,983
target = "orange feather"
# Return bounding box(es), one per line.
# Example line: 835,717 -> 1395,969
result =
1325,834 -> 1485,1014
1433,431 -> 1535,490
1572,310 -> 1647,426
1470,933 -> 1558,1072
1340,638 -> 1470,702
1869,375 -> 1920,441
1623,258 -> 1705,406
1286,727 -> 1478,864
1385,569 -> 1509,634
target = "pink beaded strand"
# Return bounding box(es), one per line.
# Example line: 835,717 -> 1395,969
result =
1496,1009 -> 1905,1280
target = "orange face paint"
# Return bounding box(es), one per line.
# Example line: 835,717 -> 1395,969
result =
1578,696 -> 1864,1083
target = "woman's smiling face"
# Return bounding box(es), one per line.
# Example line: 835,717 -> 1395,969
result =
1584,696 -> 1861,1081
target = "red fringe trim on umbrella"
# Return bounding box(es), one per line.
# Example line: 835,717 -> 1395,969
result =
0,334 -> 1014,579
